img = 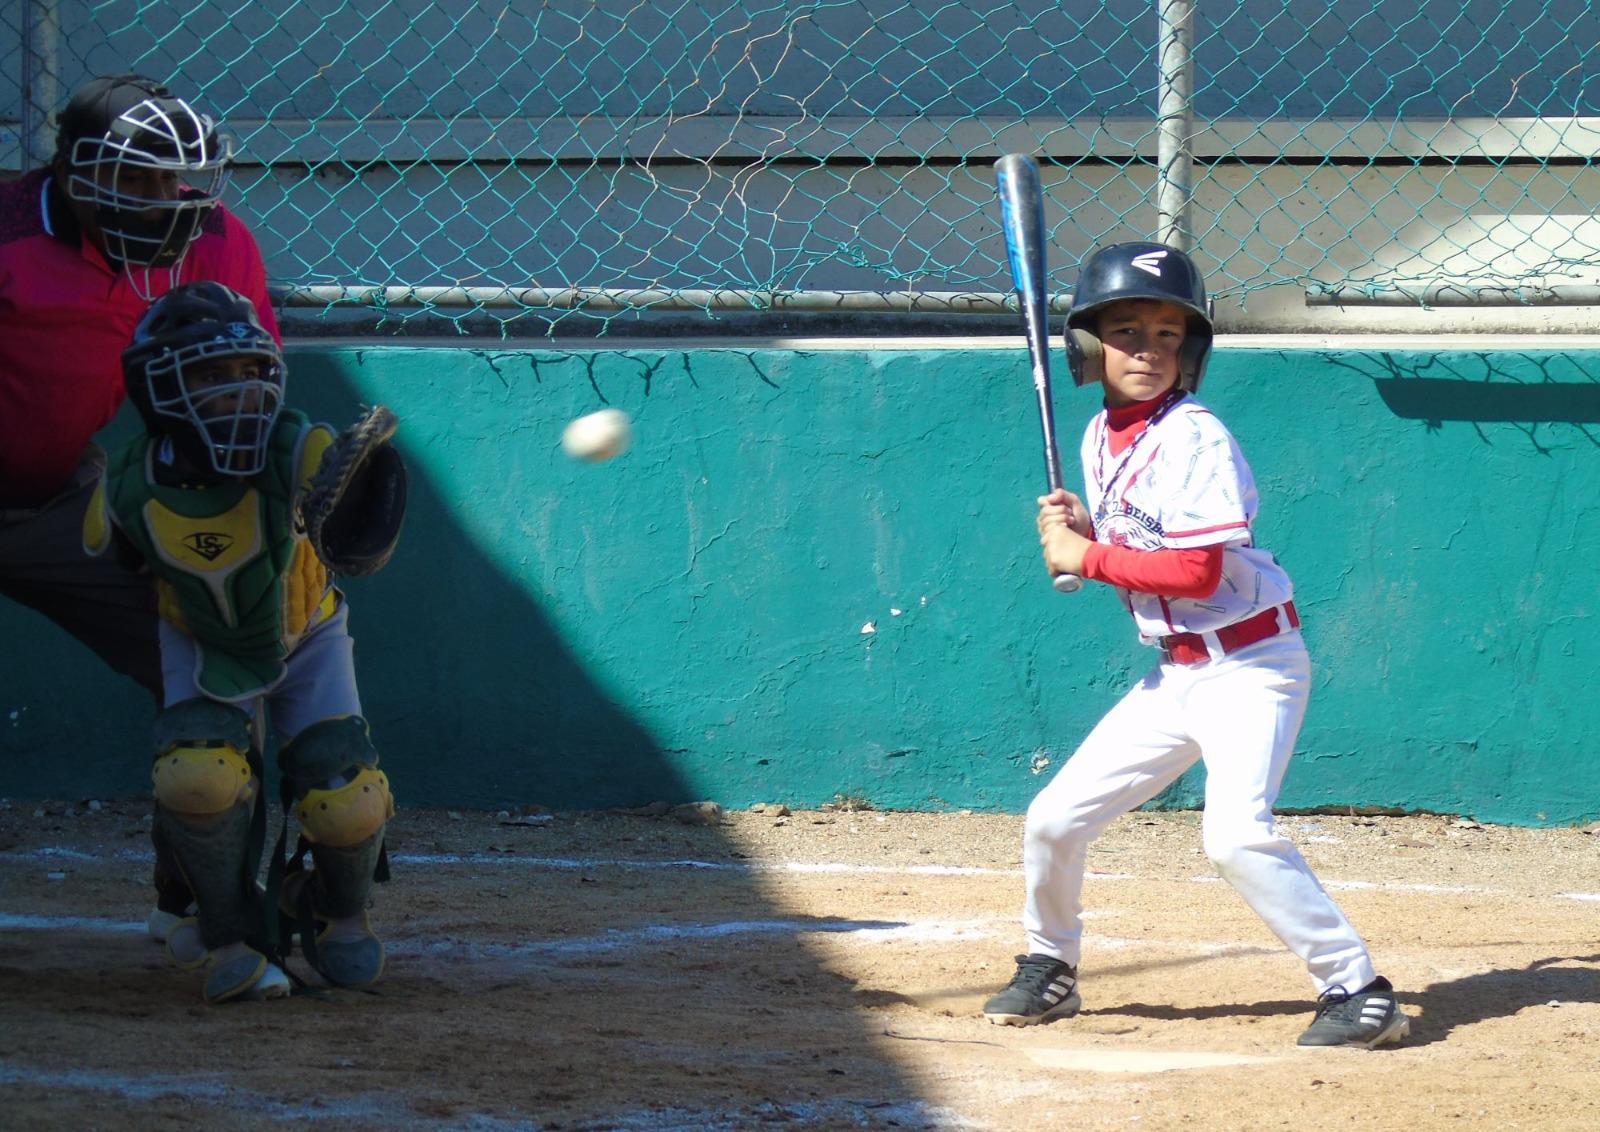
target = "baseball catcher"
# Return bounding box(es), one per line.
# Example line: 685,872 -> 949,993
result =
83,281 -> 403,1002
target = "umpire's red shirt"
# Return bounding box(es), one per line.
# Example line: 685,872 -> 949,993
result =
0,169 -> 281,507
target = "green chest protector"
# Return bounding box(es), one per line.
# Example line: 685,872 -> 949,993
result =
107,409 -> 330,701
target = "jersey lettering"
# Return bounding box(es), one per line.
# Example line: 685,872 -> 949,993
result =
1094,499 -> 1164,546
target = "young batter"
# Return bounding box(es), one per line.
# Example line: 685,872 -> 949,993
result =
982,242 -> 1408,1049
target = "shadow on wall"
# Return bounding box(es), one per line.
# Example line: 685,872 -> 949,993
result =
270,356 -> 684,810
0,361 -> 681,811
1340,351 -> 1600,430
0,358 -> 945,1132
342,472 -> 680,809
282,352 -> 947,1130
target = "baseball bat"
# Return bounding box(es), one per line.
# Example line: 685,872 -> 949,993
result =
993,153 -> 1082,594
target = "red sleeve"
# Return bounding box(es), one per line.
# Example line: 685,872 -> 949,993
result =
191,209 -> 281,345
1081,542 -> 1224,599
225,213 -> 281,345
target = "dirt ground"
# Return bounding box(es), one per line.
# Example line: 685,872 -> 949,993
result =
2,797 -> 1598,1132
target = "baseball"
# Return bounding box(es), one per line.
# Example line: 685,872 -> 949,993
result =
561,408 -> 632,463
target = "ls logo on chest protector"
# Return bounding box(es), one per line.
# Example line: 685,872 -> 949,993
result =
182,531 -> 235,561
144,493 -> 263,576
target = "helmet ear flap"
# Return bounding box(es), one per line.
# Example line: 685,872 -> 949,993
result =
1177,305 -> 1215,391
1066,327 -> 1104,386
1178,338 -> 1204,391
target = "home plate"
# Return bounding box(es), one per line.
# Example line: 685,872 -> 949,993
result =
1024,1048 -> 1275,1073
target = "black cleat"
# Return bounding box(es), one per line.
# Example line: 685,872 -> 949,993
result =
983,953 -> 1081,1026
1298,976 -> 1410,1048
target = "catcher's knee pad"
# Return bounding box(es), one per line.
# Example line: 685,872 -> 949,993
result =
151,698 -> 256,816
281,715 -> 393,849
150,699 -> 263,950
280,716 -> 394,919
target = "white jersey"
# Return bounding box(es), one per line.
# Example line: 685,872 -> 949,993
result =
1079,392 -> 1292,641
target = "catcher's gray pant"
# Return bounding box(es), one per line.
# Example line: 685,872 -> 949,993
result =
1,446 -> 161,695
159,600 -> 362,743
1021,631 -> 1377,996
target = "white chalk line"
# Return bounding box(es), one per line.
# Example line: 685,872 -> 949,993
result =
0,1061 -> 405,1124
1188,874 -> 1499,897
0,846 -> 1022,877
6,846 -> 100,861
0,913 -> 145,933
0,1060 -> 971,1131
395,917 -> 1000,959
4,845 -> 1597,903
0,910 -> 1294,968
0,911 -> 998,954
395,854 -> 1031,878
560,1099 -> 979,1131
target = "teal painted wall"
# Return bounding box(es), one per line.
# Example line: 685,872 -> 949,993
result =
3,344 -> 1596,825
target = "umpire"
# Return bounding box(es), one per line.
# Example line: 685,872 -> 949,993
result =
0,72 -> 279,937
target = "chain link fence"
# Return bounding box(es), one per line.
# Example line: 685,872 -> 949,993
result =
5,1 -> 1599,333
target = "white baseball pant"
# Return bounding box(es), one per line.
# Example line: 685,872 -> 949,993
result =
159,600 -> 362,743
1021,631 -> 1377,995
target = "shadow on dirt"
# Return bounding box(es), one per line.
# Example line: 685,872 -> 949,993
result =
0,350 -> 944,1130
1402,953 -> 1600,1048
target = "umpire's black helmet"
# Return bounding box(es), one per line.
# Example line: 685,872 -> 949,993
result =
54,74 -> 233,276
1064,242 -> 1214,390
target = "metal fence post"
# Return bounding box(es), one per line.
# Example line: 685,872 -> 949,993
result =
1155,0 -> 1194,251
21,0 -> 61,170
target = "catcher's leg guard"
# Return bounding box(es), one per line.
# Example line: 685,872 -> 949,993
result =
150,698 -> 273,999
150,820 -> 195,916
279,716 -> 394,987
147,818 -> 197,944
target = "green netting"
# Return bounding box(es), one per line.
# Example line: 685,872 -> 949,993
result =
5,1 -> 1599,331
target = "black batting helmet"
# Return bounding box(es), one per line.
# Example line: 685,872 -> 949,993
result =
1064,242 -> 1214,390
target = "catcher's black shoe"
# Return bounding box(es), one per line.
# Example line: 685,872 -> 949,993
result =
983,953 -> 1081,1026
1297,976 -> 1410,1048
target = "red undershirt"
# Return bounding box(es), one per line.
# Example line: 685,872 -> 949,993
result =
0,171 -> 279,507
1079,393 -> 1225,599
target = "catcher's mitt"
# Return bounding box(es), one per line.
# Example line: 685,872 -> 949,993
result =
301,405 -> 408,576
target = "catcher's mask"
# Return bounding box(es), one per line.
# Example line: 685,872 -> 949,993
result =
56,74 -> 233,296
122,281 -> 284,478
1064,242 -> 1214,391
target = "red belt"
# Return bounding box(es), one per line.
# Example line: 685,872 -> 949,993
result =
1160,602 -> 1299,666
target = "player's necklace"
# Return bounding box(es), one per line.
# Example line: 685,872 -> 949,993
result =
1094,389 -> 1185,499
